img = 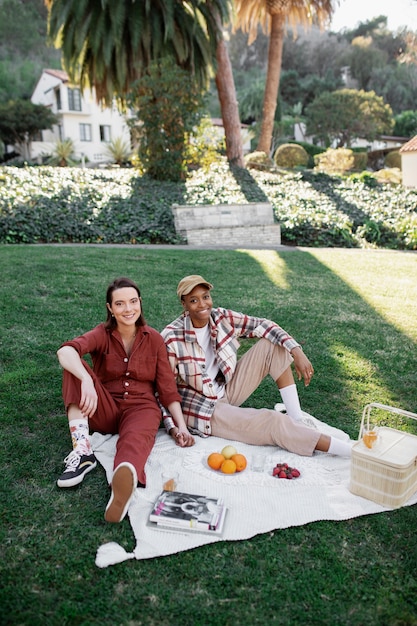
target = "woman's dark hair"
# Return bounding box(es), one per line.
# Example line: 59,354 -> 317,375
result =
104,277 -> 146,329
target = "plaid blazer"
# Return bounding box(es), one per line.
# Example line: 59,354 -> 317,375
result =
161,307 -> 300,437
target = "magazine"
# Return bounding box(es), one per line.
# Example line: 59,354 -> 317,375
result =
148,490 -> 227,536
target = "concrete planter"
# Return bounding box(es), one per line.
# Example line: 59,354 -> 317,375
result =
171,202 -> 281,247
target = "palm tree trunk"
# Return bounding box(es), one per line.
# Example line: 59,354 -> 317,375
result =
256,14 -> 285,155
214,38 -> 244,167
209,2 -> 244,168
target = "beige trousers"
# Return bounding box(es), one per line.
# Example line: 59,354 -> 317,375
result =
211,339 -> 321,456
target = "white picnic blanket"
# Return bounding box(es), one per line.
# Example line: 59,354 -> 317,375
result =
92,405 -> 417,568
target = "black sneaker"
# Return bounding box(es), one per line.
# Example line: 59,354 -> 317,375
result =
57,450 -> 97,488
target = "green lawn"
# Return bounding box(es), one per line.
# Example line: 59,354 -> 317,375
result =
1,245 -> 416,626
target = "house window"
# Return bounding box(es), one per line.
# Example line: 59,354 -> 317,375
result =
56,89 -> 62,110
79,123 -> 92,141
58,125 -> 63,141
68,87 -> 81,111
100,125 -> 111,142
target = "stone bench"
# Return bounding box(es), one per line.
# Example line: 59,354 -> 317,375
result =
171,202 -> 281,247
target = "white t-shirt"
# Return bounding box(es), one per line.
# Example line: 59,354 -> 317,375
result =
193,324 -> 225,398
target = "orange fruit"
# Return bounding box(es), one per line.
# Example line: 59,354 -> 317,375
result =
207,452 -> 225,470
221,459 -> 237,474
231,453 -> 247,472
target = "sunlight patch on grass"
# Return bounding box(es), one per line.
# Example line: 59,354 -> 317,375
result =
331,343 -> 379,381
240,250 -> 289,290
329,342 -> 399,427
308,249 -> 417,340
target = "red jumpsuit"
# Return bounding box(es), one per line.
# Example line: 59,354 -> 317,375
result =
61,323 -> 181,485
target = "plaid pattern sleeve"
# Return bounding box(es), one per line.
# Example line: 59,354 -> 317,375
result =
221,308 -> 300,353
161,308 -> 300,437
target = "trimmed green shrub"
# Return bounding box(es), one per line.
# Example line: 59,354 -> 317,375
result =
314,148 -> 355,175
385,150 -> 401,169
288,141 -> 326,168
352,151 -> 368,172
374,168 -> 402,185
274,143 -> 309,168
244,151 -> 275,171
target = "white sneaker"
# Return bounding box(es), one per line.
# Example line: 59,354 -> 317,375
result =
104,462 -> 137,523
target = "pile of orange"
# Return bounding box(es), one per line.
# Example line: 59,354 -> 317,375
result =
207,446 -> 247,475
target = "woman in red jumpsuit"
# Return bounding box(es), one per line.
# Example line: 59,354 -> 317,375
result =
56,276 -> 194,523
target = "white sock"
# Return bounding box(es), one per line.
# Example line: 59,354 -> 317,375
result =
69,418 -> 92,456
328,437 -> 353,457
279,384 -> 303,421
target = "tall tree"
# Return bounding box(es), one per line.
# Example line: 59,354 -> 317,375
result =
0,100 -> 57,160
210,3 -> 245,166
233,0 -> 334,155
45,0 -> 243,167
305,88 -> 394,147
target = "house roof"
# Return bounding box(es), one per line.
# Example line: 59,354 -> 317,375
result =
399,135 -> 417,153
43,68 -> 69,83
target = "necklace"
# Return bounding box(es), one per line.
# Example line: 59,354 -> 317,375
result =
122,331 -> 137,356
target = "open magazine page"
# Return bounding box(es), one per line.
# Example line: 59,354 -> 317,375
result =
149,490 -> 227,535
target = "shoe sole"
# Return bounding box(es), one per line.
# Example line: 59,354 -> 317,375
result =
105,465 -> 136,523
57,460 -> 97,488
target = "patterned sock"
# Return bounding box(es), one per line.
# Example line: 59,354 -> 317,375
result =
279,384 -> 303,421
69,418 -> 92,456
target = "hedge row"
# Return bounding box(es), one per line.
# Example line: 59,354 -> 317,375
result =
0,162 -> 416,249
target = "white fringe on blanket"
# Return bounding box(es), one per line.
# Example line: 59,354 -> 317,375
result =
92,406 -> 417,568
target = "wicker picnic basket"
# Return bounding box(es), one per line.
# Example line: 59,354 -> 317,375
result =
350,403 -> 417,508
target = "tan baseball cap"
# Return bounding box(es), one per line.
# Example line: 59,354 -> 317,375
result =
177,275 -> 213,298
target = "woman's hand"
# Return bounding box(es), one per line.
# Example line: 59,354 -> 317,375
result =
57,345 -> 98,416
170,427 -> 195,447
79,377 -> 98,418
291,347 -> 314,387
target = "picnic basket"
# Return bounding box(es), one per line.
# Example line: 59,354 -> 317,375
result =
350,403 -> 417,508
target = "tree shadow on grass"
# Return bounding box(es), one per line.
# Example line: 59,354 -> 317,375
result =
1,245 -> 415,438
212,248 -> 417,436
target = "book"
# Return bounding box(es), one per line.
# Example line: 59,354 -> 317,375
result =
148,490 -> 227,536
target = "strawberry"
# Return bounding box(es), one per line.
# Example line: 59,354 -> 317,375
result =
272,462 -> 301,478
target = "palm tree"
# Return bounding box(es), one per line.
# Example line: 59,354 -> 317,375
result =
45,0 -> 243,166
234,0 -> 334,155
209,2 -> 245,166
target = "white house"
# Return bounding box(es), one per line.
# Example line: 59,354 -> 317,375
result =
30,69 -> 131,164
210,117 -> 253,154
399,135 -> 417,188
294,122 -> 406,153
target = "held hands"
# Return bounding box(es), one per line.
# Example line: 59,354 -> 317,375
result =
291,347 -> 314,387
170,427 -> 195,447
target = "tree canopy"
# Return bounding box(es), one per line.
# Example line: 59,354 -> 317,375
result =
45,0 -> 230,104
305,88 -> 394,147
0,100 -> 58,160
128,59 -> 205,181
233,0 -> 334,154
